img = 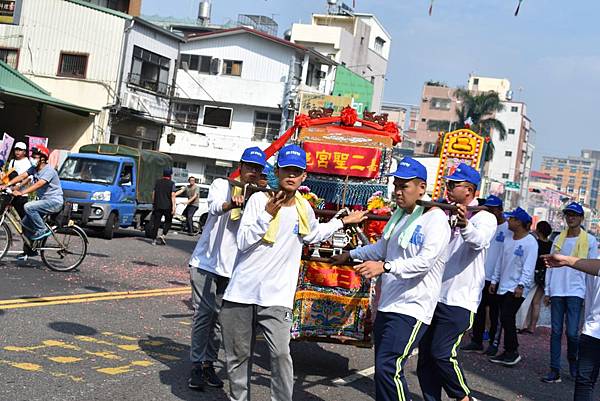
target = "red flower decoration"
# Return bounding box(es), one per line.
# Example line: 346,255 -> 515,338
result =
295,114 -> 311,128
340,107 -> 358,126
383,122 -> 401,145
485,136 -> 491,143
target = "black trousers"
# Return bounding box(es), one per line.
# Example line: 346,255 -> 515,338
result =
472,280 -> 500,345
12,196 -> 27,219
499,292 -> 525,352
183,205 -> 198,233
151,208 -> 172,239
417,303 -> 474,401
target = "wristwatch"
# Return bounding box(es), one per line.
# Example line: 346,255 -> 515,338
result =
383,262 -> 391,273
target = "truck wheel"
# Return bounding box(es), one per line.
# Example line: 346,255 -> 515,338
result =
103,213 -> 118,240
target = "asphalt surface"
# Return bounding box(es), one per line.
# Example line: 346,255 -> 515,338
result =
0,227 -> 596,401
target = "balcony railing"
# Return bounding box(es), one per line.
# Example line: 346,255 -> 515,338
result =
128,73 -> 171,96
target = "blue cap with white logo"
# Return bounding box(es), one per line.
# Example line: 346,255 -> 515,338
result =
444,163 -> 481,187
387,157 -> 427,181
504,207 -> 532,223
484,195 -> 503,208
563,202 -> 584,216
277,144 -> 306,169
240,146 -> 267,167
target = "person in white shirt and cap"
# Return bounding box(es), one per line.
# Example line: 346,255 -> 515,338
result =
220,144 -> 367,401
489,207 -> 538,367
417,163 -> 497,401
332,157 -> 451,401
7,141 -> 32,218
187,146 -> 267,391
541,253 -> 600,401
541,202 -> 597,383
462,194 -> 508,356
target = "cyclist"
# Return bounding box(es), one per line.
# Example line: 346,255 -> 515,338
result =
0,145 -> 63,258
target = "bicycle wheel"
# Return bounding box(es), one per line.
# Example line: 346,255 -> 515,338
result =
40,225 -> 87,272
0,221 -> 12,260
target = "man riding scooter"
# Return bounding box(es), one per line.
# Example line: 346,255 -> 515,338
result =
0,145 -> 63,260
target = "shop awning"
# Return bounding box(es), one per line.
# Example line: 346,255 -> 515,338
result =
0,60 -> 99,117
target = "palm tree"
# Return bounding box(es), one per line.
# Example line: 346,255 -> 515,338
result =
454,88 -> 507,160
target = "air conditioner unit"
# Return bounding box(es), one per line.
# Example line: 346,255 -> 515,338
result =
317,71 -> 327,79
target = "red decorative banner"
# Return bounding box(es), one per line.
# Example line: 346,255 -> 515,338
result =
304,262 -> 362,290
303,141 -> 381,178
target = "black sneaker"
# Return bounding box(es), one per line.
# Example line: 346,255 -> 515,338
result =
490,351 -> 521,366
461,341 -> 484,352
569,362 -> 578,379
541,370 -> 562,383
188,365 -> 205,391
203,364 -> 224,388
484,345 -> 498,356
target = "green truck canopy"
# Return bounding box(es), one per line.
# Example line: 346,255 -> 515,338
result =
79,144 -> 173,204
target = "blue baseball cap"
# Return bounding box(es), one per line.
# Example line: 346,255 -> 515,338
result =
277,144 -> 306,169
563,202 -> 584,216
261,162 -> 274,176
387,157 -> 427,181
444,163 -> 481,187
240,146 -> 267,167
163,167 -> 173,177
484,195 -> 503,208
504,207 -> 532,224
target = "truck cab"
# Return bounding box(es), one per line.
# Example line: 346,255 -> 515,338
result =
59,144 -> 172,239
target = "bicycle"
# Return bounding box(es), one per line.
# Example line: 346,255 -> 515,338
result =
0,190 -> 88,272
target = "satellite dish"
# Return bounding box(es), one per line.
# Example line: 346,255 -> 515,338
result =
328,0 -> 338,5
506,90 -> 513,100
283,28 -> 292,41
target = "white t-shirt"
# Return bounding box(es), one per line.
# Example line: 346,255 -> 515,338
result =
350,208 -> 450,325
484,221 -> 509,281
223,192 -> 343,309
583,273 -> 600,339
545,234 -> 598,299
492,233 -> 538,297
188,178 -> 239,278
10,157 -> 32,174
438,204 -> 498,313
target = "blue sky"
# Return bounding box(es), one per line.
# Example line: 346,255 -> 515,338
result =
142,0 -> 600,168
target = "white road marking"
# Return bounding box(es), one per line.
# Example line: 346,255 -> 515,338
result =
332,348 -> 419,386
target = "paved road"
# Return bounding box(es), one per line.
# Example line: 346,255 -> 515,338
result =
0,228 -> 595,400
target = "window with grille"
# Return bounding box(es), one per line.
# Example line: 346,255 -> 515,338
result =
58,52 -> 88,78
129,46 -> 170,94
203,106 -> 233,128
508,128 -> 516,134
511,106 -> 519,112
0,48 -> 18,69
502,173 -> 509,179
180,54 -> 212,74
505,151 -> 512,157
173,103 -> 200,129
253,112 -> 281,142
222,60 -> 242,76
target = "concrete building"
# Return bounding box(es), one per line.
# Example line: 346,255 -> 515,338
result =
581,149 -> 600,211
108,18 -> 183,150
414,82 -> 459,156
0,0 -> 182,153
540,155 -> 596,207
467,76 -> 512,101
162,27 -> 336,183
289,10 -> 390,112
0,0 -> 130,151
381,101 -> 419,153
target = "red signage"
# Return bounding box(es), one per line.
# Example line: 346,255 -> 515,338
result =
303,141 -> 381,178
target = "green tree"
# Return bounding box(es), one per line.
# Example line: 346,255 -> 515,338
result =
454,88 -> 507,160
